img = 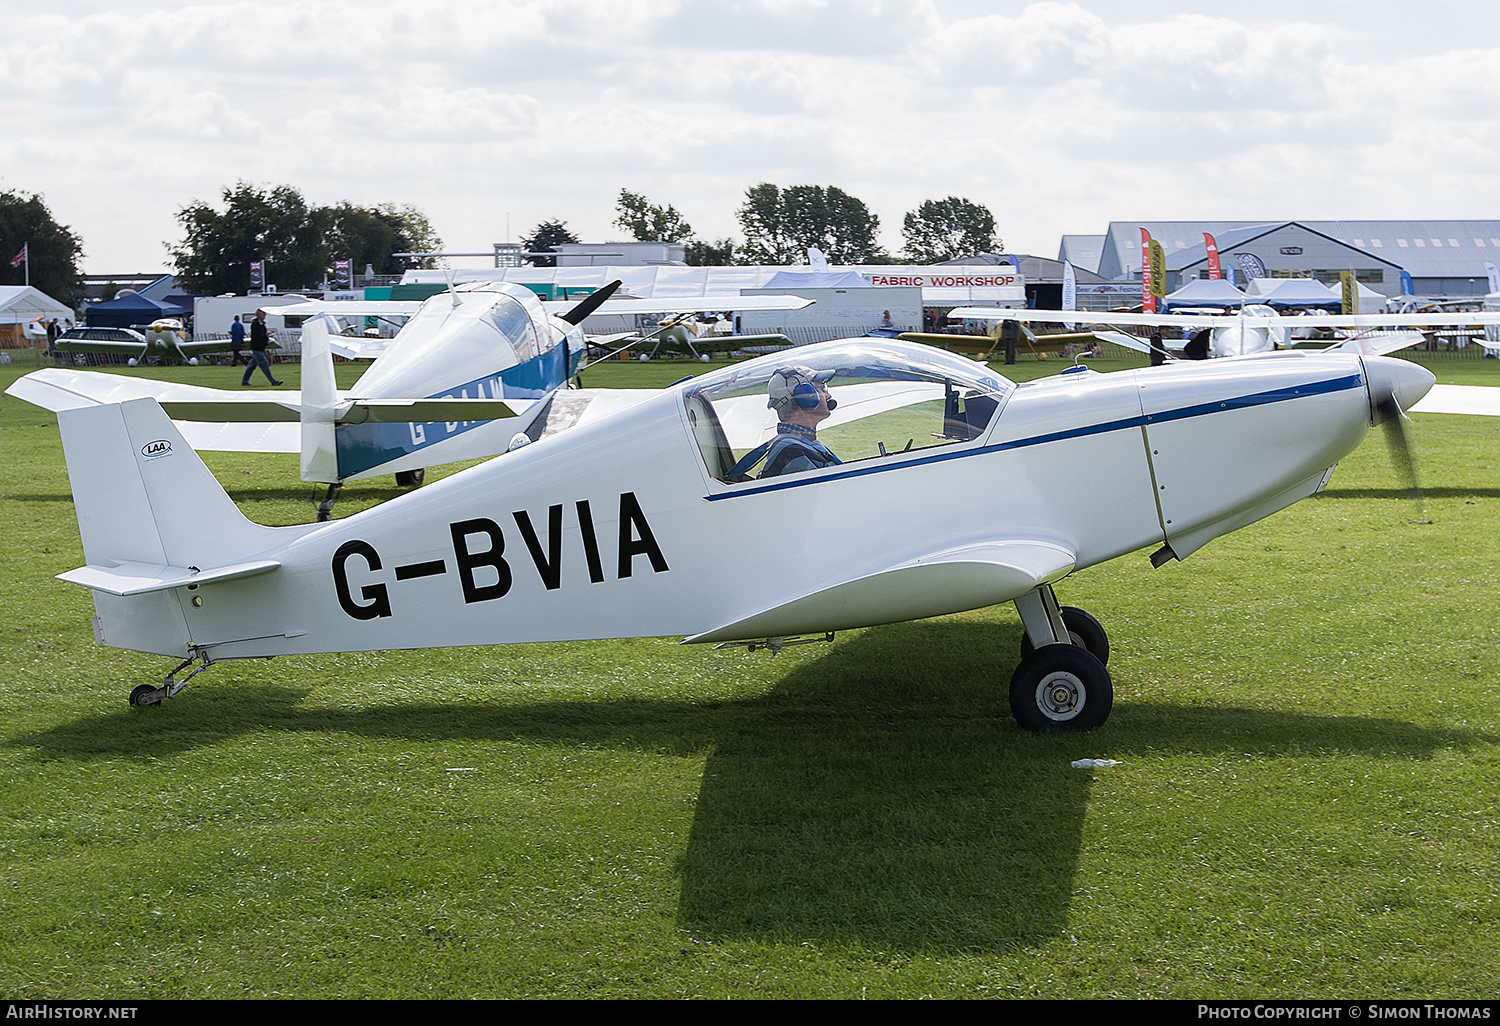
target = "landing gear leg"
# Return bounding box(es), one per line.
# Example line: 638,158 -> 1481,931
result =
1011,585 -> 1114,730
129,651 -> 215,708
316,483 -> 342,523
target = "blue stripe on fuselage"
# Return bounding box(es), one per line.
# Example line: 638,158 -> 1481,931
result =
335,343 -> 570,478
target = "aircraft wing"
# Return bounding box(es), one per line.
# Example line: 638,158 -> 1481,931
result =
1410,384 -> 1500,416
542,295 -> 815,317
947,307 -> 1500,330
684,538 -> 1077,644
1323,330 -> 1427,357
49,338 -> 146,356
265,300 -> 424,318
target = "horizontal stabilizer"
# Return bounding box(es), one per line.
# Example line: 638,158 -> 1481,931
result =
685,539 -> 1075,644
336,397 -> 529,424
7,369 -> 304,419
59,559 -> 281,597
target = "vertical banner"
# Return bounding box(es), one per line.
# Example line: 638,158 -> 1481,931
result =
1236,252 -> 1266,282
249,260 -> 264,291
1148,239 -> 1166,306
1062,260 -> 1077,330
334,259 -> 352,289
1203,232 -> 1222,280
1400,270 -> 1415,296
1484,261 -> 1500,295
1139,228 -> 1154,312
1340,271 -> 1358,315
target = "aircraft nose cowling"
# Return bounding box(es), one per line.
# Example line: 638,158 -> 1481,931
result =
1365,355 -> 1435,423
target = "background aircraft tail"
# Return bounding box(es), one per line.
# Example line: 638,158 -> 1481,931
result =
299,317 -> 340,483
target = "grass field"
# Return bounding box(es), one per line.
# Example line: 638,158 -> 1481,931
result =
1,349 -> 1498,998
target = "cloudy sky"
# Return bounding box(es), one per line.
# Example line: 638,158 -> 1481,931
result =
4,0 -> 1498,274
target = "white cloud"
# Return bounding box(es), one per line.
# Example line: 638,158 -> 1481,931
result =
4,0 -> 1500,269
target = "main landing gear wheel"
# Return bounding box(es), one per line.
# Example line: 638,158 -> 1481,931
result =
394,469 -> 425,488
1019,605 -> 1109,666
129,684 -> 164,708
1009,644 -> 1113,731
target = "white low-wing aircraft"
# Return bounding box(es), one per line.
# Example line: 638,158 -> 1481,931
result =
9,282 -> 814,497
53,318 -> 230,366
945,306 -> 1500,360
47,337 -> 1433,731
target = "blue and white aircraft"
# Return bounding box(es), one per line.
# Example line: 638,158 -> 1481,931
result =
8,281 -> 813,494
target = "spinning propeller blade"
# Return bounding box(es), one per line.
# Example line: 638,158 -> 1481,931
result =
1367,359 -> 1432,520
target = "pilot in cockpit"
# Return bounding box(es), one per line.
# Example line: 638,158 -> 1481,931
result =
758,365 -> 844,477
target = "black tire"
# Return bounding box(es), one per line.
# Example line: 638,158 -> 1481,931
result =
1009,645 -> 1113,731
1019,606 -> 1110,666
129,684 -> 162,708
394,469 -> 425,488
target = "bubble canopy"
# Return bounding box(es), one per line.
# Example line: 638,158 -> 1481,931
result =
681,340 -> 1015,484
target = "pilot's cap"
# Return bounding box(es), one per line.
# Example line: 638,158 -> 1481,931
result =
767,365 -> 833,410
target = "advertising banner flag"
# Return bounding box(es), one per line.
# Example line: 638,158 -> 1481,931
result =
1140,228 -> 1154,313
249,260 -> 264,291
1062,260 -> 1076,329
1203,233 -> 1221,280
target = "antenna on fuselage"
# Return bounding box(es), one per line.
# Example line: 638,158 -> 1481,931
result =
443,267 -> 460,307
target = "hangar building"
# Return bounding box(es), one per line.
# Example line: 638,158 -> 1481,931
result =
1065,221 -> 1500,300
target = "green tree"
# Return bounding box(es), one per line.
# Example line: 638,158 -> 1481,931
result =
685,238 -> 736,266
901,196 -> 999,264
615,189 -> 694,243
737,183 -> 884,265
520,219 -> 580,267
170,182 -> 327,294
0,189 -> 84,304
170,185 -> 444,293
323,202 -> 444,277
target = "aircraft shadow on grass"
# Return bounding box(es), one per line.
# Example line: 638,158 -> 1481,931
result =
11,621 -> 1487,954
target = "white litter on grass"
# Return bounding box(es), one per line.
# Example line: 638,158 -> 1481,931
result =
1071,759 -> 1120,769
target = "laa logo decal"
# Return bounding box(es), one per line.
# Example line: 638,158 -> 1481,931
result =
141,439 -> 173,460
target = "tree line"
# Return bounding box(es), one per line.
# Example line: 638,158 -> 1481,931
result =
2,181 -> 1002,305
506,187 -> 999,269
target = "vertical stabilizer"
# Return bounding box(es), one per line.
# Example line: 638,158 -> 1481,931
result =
299,317 -> 340,483
58,399 -> 286,571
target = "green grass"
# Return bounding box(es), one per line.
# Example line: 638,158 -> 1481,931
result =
1,351 -> 1499,998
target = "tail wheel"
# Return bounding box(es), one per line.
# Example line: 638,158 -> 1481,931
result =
1019,606 -> 1109,666
1009,645 -> 1113,731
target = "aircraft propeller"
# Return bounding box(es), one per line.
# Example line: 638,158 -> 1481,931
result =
557,279 -> 623,325
1366,358 -> 1431,520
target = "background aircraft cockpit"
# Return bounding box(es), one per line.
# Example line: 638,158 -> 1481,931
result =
681,340 -> 1014,484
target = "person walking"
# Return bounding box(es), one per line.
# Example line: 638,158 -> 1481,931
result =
241,310 -> 282,386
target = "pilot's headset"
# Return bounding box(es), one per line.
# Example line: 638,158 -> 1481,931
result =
768,366 -> 838,412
